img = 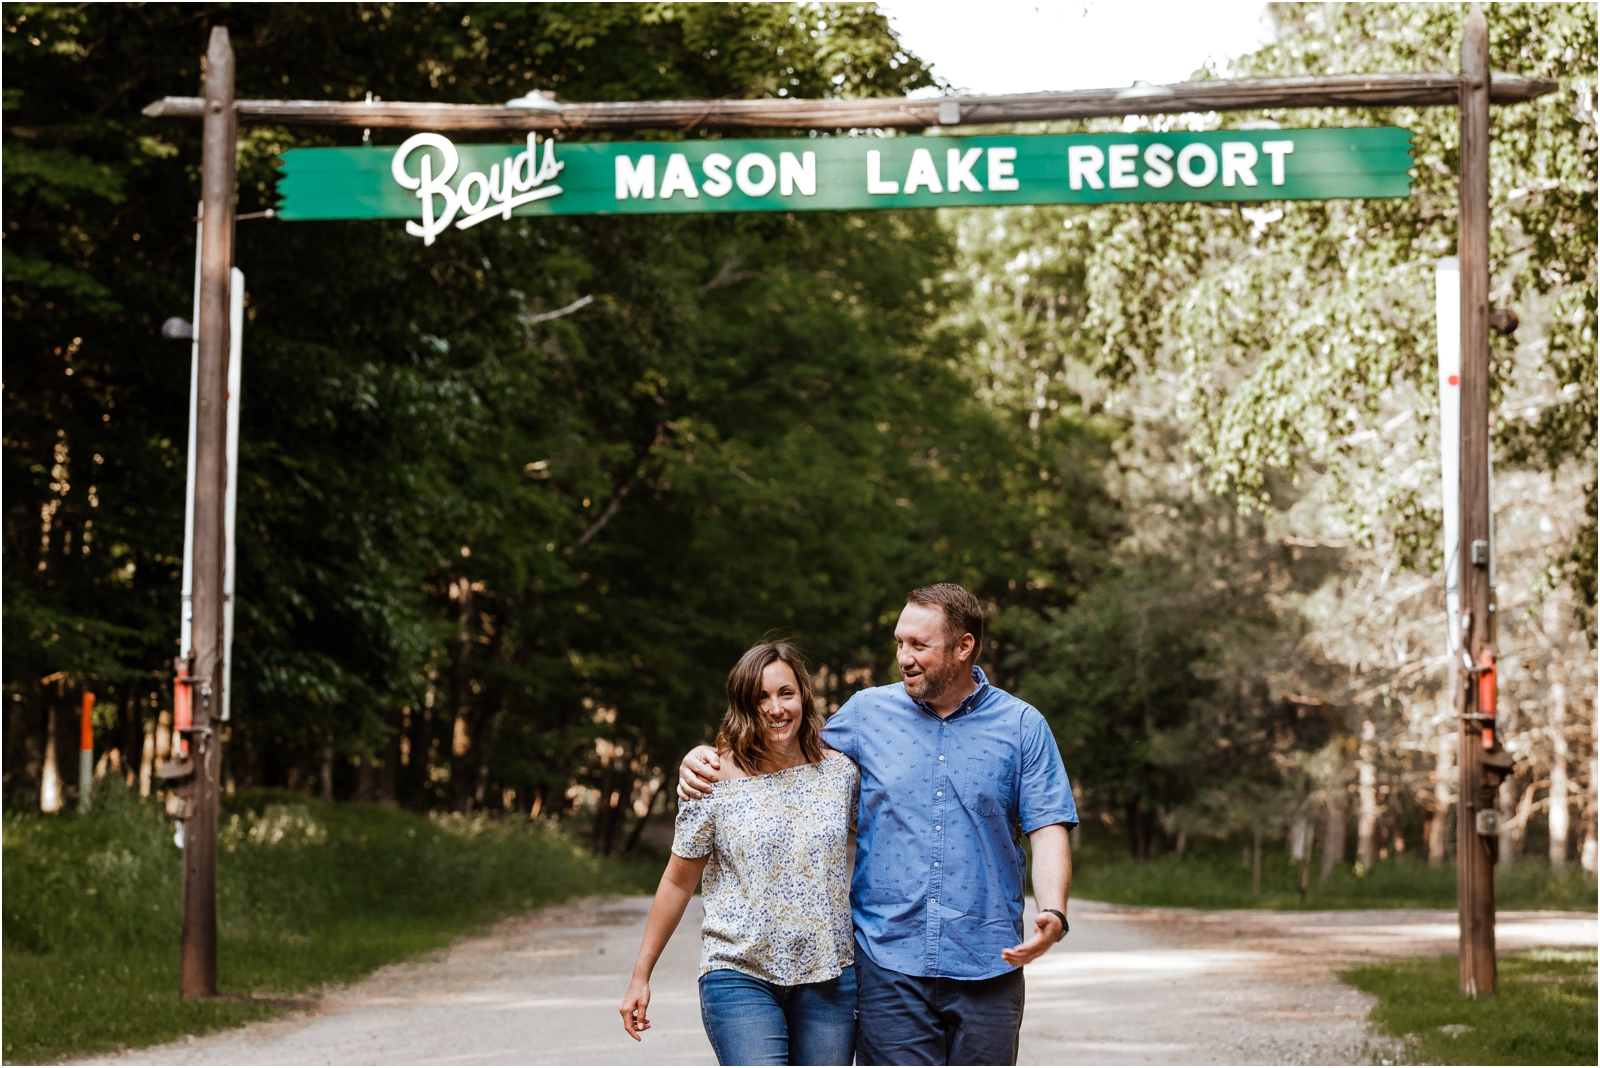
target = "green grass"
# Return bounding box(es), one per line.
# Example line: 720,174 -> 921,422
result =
2,781 -> 664,1064
1343,950 -> 1598,1065
1070,833 -> 1599,911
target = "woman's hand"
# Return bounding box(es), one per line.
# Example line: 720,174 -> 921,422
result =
619,976 -> 652,1041
621,853 -> 707,1043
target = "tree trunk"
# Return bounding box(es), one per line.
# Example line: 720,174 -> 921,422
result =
1541,590 -> 1572,868
447,578 -> 481,813
1497,775 -> 1518,863
1429,728 -> 1454,867
405,699 -> 435,809
601,768 -> 633,856
1124,794 -> 1146,863
1581,798 -> 1596,874
378,708 -> 400,803
319,746 -> 335,804
1251,827 -> 1262,895
2,703 -> 18,804
356,750 -> 375,802
1290,813 -> 1310,861
40,705 -> 61,813
623,779 -> 663,854
1549,681 -> 1569,870
593,756 -> 616,850
1356,720 -> 1377,869
1320,786 -> 1347,878
121,698 -> 142,790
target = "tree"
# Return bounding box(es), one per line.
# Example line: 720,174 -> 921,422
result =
4,4 -> 1097,829
955,2 -> 1595,867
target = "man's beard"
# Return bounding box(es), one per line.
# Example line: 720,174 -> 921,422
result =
904,651 -> 965,703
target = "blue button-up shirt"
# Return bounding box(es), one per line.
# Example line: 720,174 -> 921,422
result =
820,667 -> 1077,980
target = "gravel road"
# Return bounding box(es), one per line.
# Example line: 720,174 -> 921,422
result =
90,899 -> 1595,1066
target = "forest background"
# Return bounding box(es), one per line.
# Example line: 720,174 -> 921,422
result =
4,2 -> 1595,882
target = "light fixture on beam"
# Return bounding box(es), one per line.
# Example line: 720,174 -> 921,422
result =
1114,81 -> 1176,101
506,89 -> 563,112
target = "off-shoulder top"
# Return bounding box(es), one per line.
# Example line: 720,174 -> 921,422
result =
672,754 -> 859,985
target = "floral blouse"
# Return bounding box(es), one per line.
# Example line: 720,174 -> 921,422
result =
672,753 -> 859,985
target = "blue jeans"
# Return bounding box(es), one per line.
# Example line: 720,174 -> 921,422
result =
699,966 -> 858,1066
854,949 -> 1024,1065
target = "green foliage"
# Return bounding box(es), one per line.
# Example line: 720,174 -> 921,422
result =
1343,950 -> 1598,1066
1,781 -> 660,1063
2,3 -> 1079,825
949,4 -> 1596,859
1003,493 -> 1326,850
1070,3 -> 1596,588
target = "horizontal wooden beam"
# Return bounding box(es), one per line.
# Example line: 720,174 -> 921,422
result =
142,72 -> 1556,133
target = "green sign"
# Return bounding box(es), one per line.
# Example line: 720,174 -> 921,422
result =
277,128 -> 1414,244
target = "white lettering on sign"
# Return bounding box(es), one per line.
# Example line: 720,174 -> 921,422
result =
613,150 -> 811,200
616,155 -> 656,200
1221,142 -> 1258,187
1176,143 -> 1218,188
1260,140 -> 1294,185
1068,146 -> 1104,190
1062,140 -> 1289,194
947,148 -> 983,192
702,153 -> 734,197
659,153 -> 699,199
392,132 -> 565,245
987,147 -> 1019,191
736,153 -> 777,196
780,151 -> 817,196
1142,144 -> 1175,188
1108,144 -> 1140,189
905,148 -> 943,194
867,150 -> 898,195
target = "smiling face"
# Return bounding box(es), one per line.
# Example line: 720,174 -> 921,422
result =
895,601 -> 975,703
756,659 -> 806,752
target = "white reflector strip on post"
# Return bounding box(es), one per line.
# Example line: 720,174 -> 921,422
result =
1436,257 -> 1461,655
180,206 -> 203,660
221,267 -> 243,722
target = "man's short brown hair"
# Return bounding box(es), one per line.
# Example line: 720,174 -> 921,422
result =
905,583 -> 984,659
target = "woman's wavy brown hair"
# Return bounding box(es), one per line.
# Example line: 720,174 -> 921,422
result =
716,641 -> 825,775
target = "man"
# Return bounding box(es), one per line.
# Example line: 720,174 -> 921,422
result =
680,583 -> 1077,1065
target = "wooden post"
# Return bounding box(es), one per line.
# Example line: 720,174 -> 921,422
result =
180,24 -> 235,1001
1456,2 -> 1497,999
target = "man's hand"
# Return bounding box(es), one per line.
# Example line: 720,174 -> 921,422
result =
1000,910 -> 1062,967
677,745 -> 721,801
1003,822 -> 1070,968
619,977 -> 652,1041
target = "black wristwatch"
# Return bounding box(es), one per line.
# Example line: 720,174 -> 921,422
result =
1042,908 -> 1068,941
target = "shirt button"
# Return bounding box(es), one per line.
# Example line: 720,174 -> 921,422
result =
934,861 -> 940,868
935,825 -> 942,831
939,755 -> 945,761
936,791 -> 943,798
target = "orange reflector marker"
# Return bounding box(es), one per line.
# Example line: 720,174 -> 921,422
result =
80,692 -> 95,751
174,663 -> 192,758
1476,648 -> 1496,749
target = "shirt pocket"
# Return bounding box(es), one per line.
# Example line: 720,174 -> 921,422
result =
964,754 -> 1016,819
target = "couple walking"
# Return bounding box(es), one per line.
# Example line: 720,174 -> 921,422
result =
619,583 -> 1078,1065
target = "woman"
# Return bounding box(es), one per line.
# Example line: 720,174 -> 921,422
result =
619,641 -> 858,1066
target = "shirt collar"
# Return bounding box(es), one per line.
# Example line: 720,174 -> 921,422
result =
913,665 -> 990,720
